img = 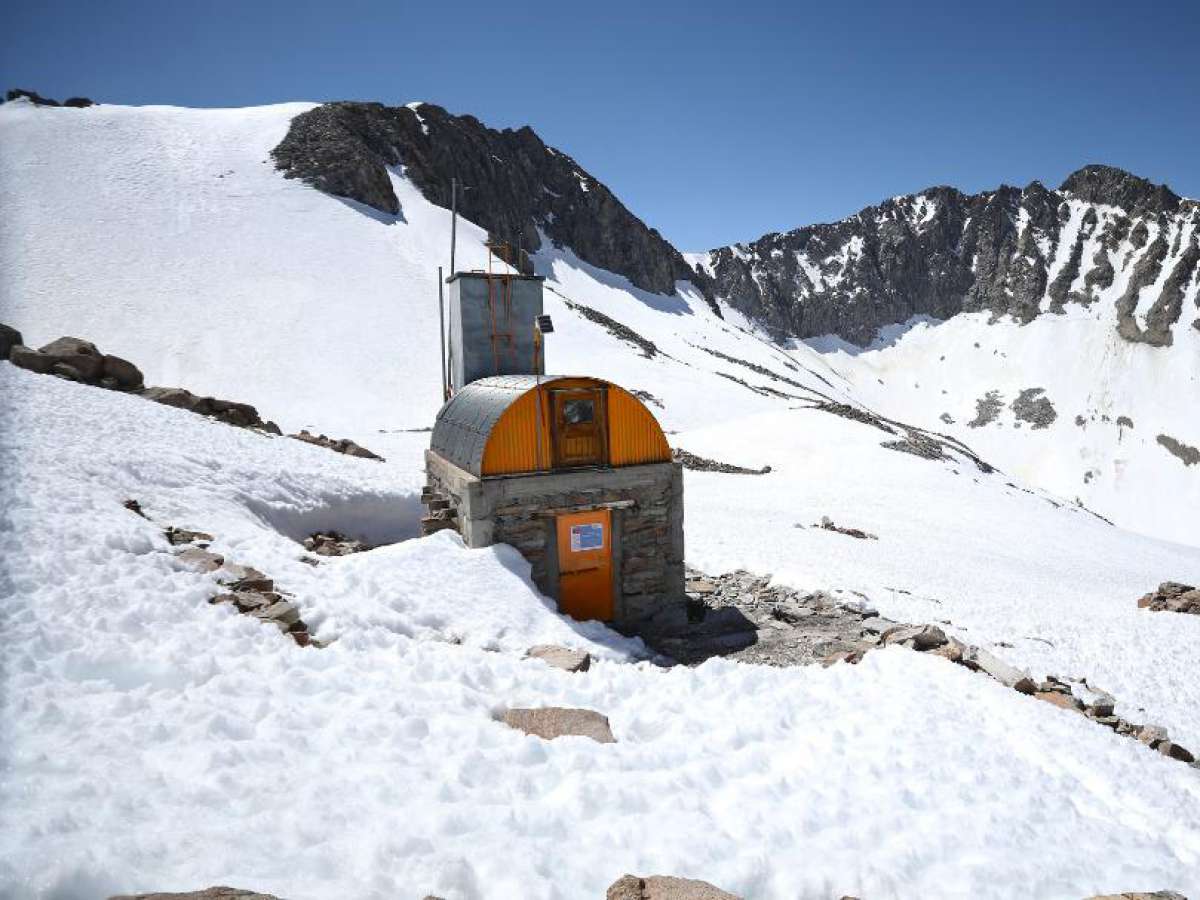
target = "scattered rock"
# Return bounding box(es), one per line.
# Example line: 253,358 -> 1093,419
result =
1085,892 -> 1188,900
175,547 -> 225,573
1034,691 -> 1084,712
108,889 -> 281,900
1136,581 -> 1200,615
1156,434 -> 1200,467
881,623 -> 948,650
500,707 -> 616,743
960,646 -> 1036,693
1156,742 -> 1195,763
526,645 -> 592,673
290,429 -> 384,461
304,531 -> 371,556
672,448 -> 769,475
1010,387 -> 1057,429
165,526 -> 213,546
0,323 -> 22,359
9,344 -> 55,374
968,390 -> 1004,427
817,516 -> 878,540
607,874 -> 742,900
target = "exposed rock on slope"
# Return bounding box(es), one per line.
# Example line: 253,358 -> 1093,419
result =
700,165 -> 1200,346
272,101 -> 714,305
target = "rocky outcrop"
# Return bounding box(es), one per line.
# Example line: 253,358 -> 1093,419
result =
108,889 -> 280,900
607,874 -> 742,900
289,429 -> 383,460
271,102 -> 714,305
702,165 -> 1200,346
1156,434 -> 1200,466
4,88 -> 95,107
0,323 -> 21,358
671,448 -> 770,475
141,386 -> 279,432
7,334 -> 144,390
1137,581 -> 1200,615
500,707 -> 616,743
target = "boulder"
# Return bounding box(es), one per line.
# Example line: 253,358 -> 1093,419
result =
501,707 -> 616,743
175,547 -> 225,573
37,336 -> 104,380
165,527 -> 214,546
1034,691 -> 1084,712
0,323 -> 21,359
526,644 -> 592,673
607,874 -> 742,900
9,345 -> 54,374
1138,724 -> 1169,746
1156,741 -> 1195,763
881,623 -> 947,650
959,646 -> 1036,694
51,362 -> 84,381
108,889 -> 281,900
141,386 -> 207,412
253,600 -> 301,626
102,354 -> 144,389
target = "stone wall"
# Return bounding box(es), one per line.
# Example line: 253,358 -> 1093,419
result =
424,452 -> 684,626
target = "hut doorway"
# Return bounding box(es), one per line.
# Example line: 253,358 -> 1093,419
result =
550,387 -> 607,468
555,508 -> 614,621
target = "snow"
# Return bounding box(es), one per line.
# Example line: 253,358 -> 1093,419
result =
4,367 -> 1200,900
4,100 -> 1200,900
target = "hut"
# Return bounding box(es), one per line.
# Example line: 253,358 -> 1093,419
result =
423,374 -> 684,627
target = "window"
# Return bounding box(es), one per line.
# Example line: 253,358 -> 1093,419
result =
562,398 -> 595,425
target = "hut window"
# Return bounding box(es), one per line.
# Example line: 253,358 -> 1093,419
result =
562,398 -> 595,425
551,388 -> 608,468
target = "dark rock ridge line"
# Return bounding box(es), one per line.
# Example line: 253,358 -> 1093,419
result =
4,87 -> 95,107
701,164 -> 1200,347
271,101 -> 716,309
2,325 -> 384,461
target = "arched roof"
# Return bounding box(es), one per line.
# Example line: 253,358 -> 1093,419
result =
431,375 -> 670,477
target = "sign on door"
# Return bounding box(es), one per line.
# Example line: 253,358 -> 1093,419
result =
570,522 -> 604,552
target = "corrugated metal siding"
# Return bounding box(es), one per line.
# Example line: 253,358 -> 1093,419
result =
480,387 -> 553,475
431,375 -> 670,477
608,385 -> 672,466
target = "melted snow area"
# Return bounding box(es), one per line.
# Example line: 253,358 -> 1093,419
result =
2,101 -> 1200,900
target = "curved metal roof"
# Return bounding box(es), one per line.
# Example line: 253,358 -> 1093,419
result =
432,375 -> 563,476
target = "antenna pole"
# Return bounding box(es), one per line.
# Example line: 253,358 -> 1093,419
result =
438,266 -> 448,401
450,176 -> 458,276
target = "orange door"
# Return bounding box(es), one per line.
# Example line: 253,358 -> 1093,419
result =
555,509 -> 613,621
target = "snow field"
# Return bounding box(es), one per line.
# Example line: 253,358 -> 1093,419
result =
4,363 -> 1200,900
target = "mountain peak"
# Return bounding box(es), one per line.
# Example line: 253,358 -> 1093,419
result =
1059,164 -> 1179,213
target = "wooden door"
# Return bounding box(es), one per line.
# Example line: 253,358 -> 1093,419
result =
550,388 -> 607,468
555,509 -> 613,622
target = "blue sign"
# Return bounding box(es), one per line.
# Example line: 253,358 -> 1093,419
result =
571,522 -> 604,551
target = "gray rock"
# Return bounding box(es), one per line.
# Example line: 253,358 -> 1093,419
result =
175,547 -> 225,573
253,601 -> 300,626
881,623 -> 948,650
108,888 -> 281,900
526,645 -> 592,673
0,323 -> 21,360
501,707 -> 616,743
1137,724 -> 1169,746
960,646 -> 1036,693
1157,741 -> 1196,763
37,336 -> 104,380
8,345 -> 54,374
607,874 -> 742,900
102,354 -> 144,389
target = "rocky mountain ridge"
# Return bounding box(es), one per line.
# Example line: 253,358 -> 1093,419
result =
698,165 -> 1200,347
271,101 -> 714,308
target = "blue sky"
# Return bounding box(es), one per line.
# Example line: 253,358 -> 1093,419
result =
3,0 -> 1197,250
